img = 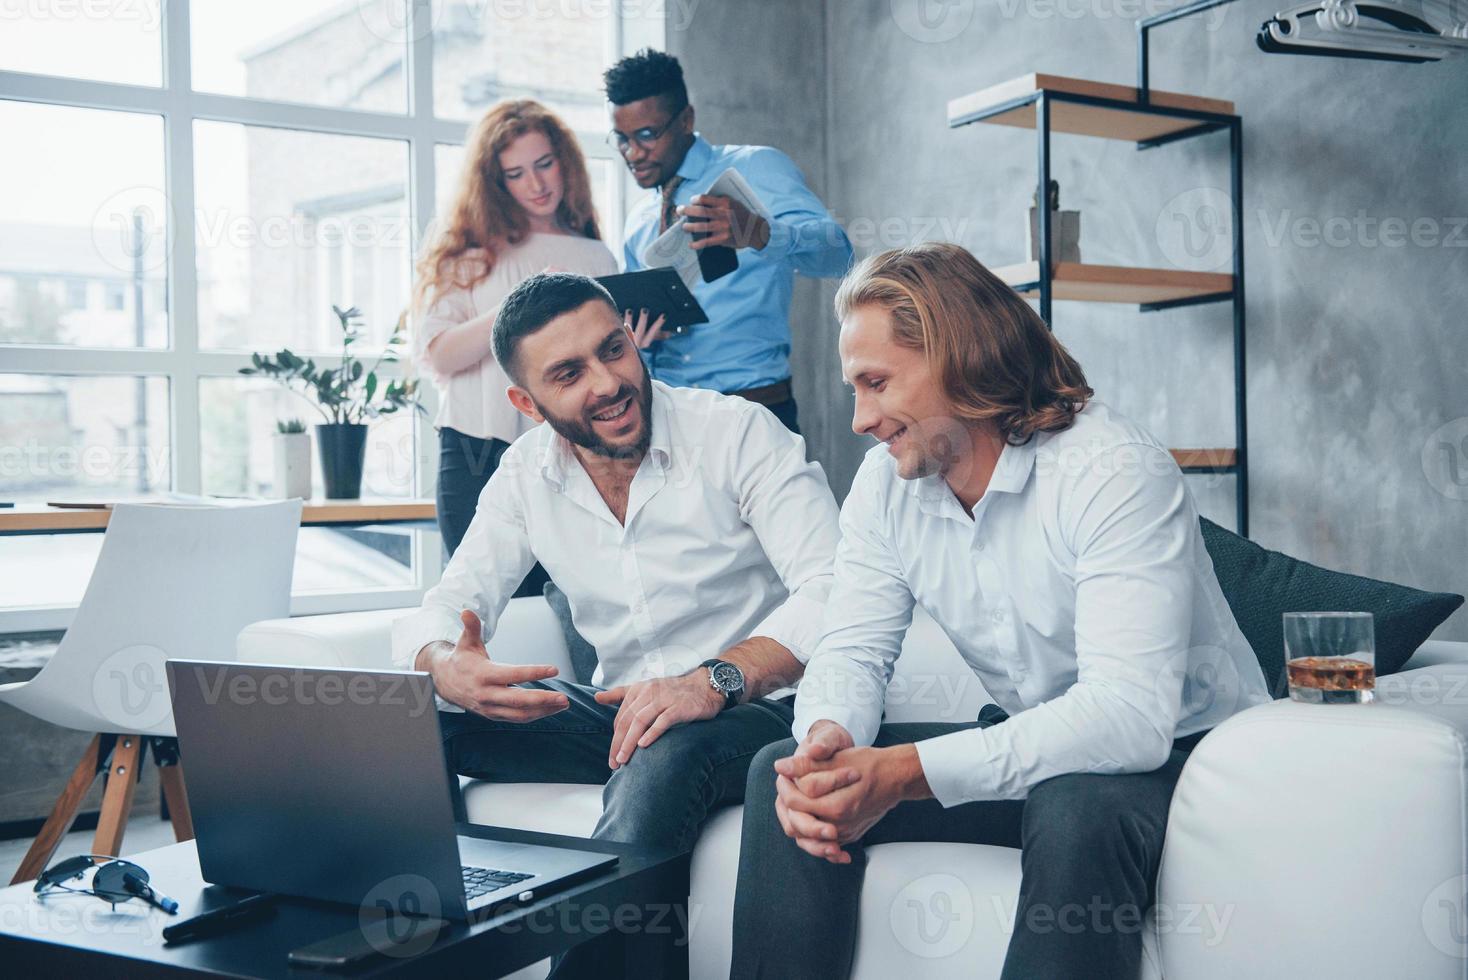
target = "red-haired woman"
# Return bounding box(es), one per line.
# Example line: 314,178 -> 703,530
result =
413,100 -> 616,582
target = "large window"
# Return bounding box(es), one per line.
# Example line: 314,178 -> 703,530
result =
1,1 -> 657,630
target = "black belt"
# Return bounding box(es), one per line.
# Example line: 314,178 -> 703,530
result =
724,378 -> 792,407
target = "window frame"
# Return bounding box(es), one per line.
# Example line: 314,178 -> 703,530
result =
0,0 -> 660,633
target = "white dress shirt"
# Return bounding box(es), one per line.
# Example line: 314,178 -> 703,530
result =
414,234 -> 618,444
393,381 -> 842,694
794,400 -> 1270,807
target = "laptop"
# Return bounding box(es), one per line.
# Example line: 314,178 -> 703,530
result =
166,660 -> 618,921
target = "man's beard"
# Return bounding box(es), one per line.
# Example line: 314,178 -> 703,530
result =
536,375 -> 654,461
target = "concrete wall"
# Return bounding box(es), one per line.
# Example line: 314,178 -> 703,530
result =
665,0 -> 852,478
674,0 -> 1468,638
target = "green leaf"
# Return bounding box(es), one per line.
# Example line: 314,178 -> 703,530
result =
365,371 -> 377,402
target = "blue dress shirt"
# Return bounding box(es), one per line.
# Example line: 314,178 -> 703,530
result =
622,135 -> 853,393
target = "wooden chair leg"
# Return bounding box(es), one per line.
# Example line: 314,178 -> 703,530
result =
157,760 -> 193,842
10,735 -> 104,885
92,734 -> 143,858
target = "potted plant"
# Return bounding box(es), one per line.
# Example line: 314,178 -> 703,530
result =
272,418 -> 312,500
241,306 -> 423,499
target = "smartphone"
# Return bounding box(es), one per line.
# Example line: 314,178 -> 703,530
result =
688,219 -> 738,283
287,915 -> 448,970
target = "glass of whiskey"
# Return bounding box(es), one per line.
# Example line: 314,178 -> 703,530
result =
1284,612 -> 1375,704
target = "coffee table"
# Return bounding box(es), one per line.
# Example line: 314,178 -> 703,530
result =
0,823 -> 691,978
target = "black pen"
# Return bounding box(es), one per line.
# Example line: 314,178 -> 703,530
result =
162,893 -> 277,945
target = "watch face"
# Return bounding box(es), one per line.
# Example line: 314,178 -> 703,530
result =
710,661 -> 743,693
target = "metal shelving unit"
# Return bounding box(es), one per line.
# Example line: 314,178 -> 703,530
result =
948,68 -> 1248,533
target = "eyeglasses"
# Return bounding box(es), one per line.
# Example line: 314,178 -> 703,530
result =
606,105 -> 687,153
35,854 -> 179,913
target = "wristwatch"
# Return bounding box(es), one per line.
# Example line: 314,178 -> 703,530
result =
700,659 -> 745,711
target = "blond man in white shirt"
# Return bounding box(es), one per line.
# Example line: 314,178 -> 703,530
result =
731,243 -> 1269,979
393,273 -> 841,874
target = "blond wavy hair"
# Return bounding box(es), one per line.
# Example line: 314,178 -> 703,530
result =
834,242 -> 1092,445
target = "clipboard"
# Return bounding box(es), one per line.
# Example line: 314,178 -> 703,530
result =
596,267 -> 709,335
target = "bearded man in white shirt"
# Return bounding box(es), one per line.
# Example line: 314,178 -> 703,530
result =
393,273 -> 840,866
730,243 -> 1269,979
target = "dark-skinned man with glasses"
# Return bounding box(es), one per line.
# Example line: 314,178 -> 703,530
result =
604,49 -> 853,433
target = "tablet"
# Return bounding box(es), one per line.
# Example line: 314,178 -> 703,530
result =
596,267 -> 709,335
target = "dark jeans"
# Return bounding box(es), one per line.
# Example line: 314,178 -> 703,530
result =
438,680 -> 795,850
436,426 -> 547,597
730,720 -> 1205,980
439,683 -> 796,980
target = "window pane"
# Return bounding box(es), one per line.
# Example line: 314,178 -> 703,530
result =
190,0 -> 408,112
0,0 -> 162,87
0,374 -> 170,502
433,3 -> 611,130
198,377 -> 417,499
433,143 -> 619,251
194,121 -> 412,352
0,102 -> 167,348
293,526 -> 416,593
0,535 -> 103,609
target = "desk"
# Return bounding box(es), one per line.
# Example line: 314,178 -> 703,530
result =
0,825 -> 690,978
0,500 -> 437,536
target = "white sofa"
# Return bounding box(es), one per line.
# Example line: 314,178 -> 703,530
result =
238,599 -> 1468,978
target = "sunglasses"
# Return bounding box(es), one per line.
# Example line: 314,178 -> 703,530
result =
35,854 -> 179,914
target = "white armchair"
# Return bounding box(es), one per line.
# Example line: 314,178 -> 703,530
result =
238,599 -> 1468,978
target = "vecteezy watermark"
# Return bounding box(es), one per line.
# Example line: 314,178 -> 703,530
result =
890,873 -> 975,958
1159,190 -> 1468,271
93,646 -> 172,733
91,187 -> 412,276
1422,417 -> 1468,502
832,213 -> 975,252
993,0 -> 1232,27
1258,210 -> 1468,251
0,441 -> 172,488
1154,644 -> 1248,722
496,898 -> 699,942
0,892 -> 163,944
988,895 -> 1235,946
1156,187 -> 1235,273
1422,873 -> 1468,959
169,663 -> 438,718
0,0 -> 161,30
92,186 -> 175,276
890,0 -> 976,42
354,0 -> 701,43
360,874 -> 444,958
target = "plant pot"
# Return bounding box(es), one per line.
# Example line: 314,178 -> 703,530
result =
272,431 -> 312,500
315,423 -> 368,499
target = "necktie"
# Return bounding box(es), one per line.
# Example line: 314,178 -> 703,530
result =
659,175 -> 685,234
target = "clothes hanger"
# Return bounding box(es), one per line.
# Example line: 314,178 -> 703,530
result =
1258,0 -> 1468,62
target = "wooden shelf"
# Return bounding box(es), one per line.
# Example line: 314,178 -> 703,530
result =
995,261 -> 1233,306
0,499 -> 436,535
1171,449 -> 1238,471
948,73 -> 1234,142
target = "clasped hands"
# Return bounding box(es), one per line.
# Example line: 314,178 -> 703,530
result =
773,720 -> 928,864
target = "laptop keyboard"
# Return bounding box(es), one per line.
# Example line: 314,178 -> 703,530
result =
461,864 -> 534,900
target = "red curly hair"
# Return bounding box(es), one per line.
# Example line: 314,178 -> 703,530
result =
413,99 -> 601,315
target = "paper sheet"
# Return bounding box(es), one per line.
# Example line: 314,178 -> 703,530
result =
638,167 -> 771,288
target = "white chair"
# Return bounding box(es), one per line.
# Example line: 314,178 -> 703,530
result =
1,501 -> 301,883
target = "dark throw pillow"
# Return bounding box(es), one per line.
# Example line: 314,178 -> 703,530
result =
543,580 -> 600,687
1200,518 -> 1463,697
